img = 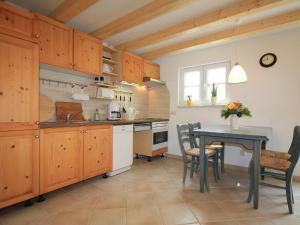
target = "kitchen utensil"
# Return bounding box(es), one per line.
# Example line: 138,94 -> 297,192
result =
55,102 -> 84,122
40,95 -> 55,122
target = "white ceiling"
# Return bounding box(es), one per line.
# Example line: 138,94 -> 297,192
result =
7,0 -> 300,58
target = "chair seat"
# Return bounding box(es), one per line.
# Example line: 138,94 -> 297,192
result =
262,149 -> 291,160
261,155 -> 291,171
206,144 -> 223,150
186,148 -> 216,157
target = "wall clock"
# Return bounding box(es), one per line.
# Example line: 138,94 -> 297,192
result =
259,53 -> 277,68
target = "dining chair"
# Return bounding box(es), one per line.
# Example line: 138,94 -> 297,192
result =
189,122 -> 225,176
247,126 -> 300,214
176,124 -> 218,190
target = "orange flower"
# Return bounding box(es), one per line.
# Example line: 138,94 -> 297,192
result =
227,103 -> 236,110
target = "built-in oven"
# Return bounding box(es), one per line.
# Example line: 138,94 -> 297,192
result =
152,121 -> 168,150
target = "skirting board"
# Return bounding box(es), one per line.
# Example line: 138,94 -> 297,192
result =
165,153 -> 300,182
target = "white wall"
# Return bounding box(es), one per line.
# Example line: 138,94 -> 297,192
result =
157,28 -> 300,175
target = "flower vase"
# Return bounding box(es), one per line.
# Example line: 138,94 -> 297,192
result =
211,96 -> 217,105
230,114 -> 240,129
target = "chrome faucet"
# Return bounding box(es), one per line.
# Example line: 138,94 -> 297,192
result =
66,113 -> 72,123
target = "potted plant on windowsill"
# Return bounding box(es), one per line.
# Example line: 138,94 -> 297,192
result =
211,83 -> 218,105
221,102 -> 251,129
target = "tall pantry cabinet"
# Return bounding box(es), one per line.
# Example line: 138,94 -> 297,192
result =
0,3 -> 40,209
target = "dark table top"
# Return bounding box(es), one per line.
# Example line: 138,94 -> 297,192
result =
193,125 -> 272,141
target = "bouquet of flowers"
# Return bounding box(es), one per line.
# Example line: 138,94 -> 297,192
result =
221,102 -> 251,119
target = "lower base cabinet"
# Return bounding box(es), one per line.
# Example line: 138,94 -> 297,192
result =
40,127 -> 83,194
40,125 -> 112,194
0,130 -> 39,209
84,125 -> 112,179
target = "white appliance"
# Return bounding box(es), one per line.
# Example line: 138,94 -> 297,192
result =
108,101 -> 121,120
108,125 -> 133,176
152,121 -> 168,150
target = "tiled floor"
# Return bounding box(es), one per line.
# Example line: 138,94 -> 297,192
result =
1,157 -> 300,225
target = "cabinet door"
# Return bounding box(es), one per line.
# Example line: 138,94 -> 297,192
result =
143,60 -> 160,80
33,14 -> 73,69
0,33 -> 39,131
0,2 -> 34,41
83,125 -> 112,179
0,129 -> 39,209
40,127 -> 83,194
123,52 -> 143,84
74,30 -> 102,76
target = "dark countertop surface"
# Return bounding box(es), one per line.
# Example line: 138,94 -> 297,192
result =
39,118 -> 169,129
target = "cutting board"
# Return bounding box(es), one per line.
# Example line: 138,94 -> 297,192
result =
55,102 -> 84,122
40,95 -> 55,122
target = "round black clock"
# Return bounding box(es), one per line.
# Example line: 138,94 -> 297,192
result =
259,53 -> 277,68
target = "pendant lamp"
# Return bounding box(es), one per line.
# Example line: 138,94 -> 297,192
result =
228,19 -> 247,84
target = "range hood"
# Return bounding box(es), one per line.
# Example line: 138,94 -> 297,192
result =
143,77 -> 165,88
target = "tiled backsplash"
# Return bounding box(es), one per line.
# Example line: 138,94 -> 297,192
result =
40,68 -> 169,122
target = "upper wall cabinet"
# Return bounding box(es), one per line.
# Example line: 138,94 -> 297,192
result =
0,2 -> 34,41
143,59 -> 160,80
74,30 -> 103,76
123,51 -> 143,84
33,14 -> 73,70
0,33 -> 39,131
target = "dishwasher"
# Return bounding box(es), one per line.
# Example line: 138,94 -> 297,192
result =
108,124 -> 133,176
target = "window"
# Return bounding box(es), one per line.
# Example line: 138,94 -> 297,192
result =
179,62 -> 230,106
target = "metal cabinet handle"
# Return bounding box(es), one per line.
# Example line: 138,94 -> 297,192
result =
35,135 -> 39,139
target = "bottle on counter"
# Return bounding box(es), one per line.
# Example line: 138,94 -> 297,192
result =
94,108 -> 100,121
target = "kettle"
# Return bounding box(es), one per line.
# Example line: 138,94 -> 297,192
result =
125,106 -> 137,121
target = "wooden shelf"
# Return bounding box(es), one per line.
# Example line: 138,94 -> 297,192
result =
103,71 -> 118,77
90,96 -> 114,100
91,83 -> 116,89
103,45 -> 119,53
103,58 -> 118,65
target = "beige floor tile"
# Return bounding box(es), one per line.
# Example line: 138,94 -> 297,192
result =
50,208 -> 92,225
188,200 -> 232,223
159,203 -> 198,225
126,192 -> 157,208
96,192 -> 127,209
153,189 -> 185,205
216,200 -> 263,219
89,208 -> 126,225
126,205 -> 163,225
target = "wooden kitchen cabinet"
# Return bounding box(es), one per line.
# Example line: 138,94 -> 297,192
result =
0,33 -> 39,131
74,30 -> 103,76
143,59 -> 160,80
0,2 -> 34,41
83,125 -> 112,179
33,13 -> 73,69
40,127 -> 83,194
123,51 -> 143,84
0,129 -> 39,209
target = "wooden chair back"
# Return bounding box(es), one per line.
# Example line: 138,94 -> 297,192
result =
288,126 -> 300,174
176,124 -> 193,162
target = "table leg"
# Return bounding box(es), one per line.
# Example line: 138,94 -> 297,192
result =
253,140 -> 261,209
199,135 -> 206,192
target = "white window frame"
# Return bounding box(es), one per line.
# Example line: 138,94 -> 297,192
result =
178,61 -> 230,106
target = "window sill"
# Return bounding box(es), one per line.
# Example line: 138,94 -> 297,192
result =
177,104 -> 226,108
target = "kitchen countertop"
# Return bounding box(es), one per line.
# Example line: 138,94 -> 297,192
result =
39,118 -> 169,129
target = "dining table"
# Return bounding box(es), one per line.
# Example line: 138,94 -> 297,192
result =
192,125 -> 272,209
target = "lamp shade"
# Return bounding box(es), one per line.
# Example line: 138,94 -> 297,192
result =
228,63 -> 247,83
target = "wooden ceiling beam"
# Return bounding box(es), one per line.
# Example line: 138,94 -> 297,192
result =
49,0 -> 99,23
141,9 -> 300,59
90,0 -> 197,39
117,0 -> 294,50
